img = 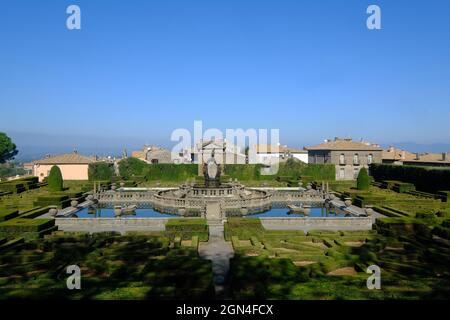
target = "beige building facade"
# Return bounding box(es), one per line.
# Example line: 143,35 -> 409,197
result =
32,152 -> 96,182
306,138 -> 382,180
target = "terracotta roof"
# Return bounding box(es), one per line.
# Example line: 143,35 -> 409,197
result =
34,153 -> 96,164
131,151 -> 145,159
382,147 -> 450,164
305,138 -> 382,151
382,147 -> 415,161
254,144 -> 306,154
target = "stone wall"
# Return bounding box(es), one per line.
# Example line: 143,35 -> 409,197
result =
55,218 -> 169,233
260,217 -> 373,230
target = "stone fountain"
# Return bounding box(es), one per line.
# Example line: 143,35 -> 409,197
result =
152,149 -> 272,217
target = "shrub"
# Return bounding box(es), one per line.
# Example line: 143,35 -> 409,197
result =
146,164 -> 198,181
48,166 -> 63,191
0,218 -> 54,232
437,191 -> 450,202
118,158 -> 148,180
33,195 -> 70,208
356,167 -> 370,190
88,162 -> 114,181
432,226 -> 450,240
0,209 -> 18,221
370,164 -> 450,193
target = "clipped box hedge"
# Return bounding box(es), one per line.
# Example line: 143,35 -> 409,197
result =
0,218 -> 55,232
437,191 -> 450,202
0,209 -> 19,221
165,218 -> 208,232
432,225 -> 450,240
33,195 -> 71,208
371,164 -> 450,193
20,206 -> 52,219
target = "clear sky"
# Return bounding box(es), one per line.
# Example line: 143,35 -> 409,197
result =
1,0 -> 450,157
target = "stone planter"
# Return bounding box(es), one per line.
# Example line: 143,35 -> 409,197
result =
344,198 -> 352,207
49,208 -> 58,217
70,200 -> 78,208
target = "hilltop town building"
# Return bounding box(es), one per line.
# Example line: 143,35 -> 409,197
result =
305,138 -> 382,180
32,152 -> 97,182
250,144 -> 308,165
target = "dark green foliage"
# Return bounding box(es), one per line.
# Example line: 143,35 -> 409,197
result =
437,191 -> 450,202
0,163 -> 25,179
118,157 -> 148,180
20,206 -> 52,219
165,218 -> 208,232
224,218 -> 265,240
88,162 -> 114,181
0,133 -> 18,163
116,157 -> 334,182
0,218 -> 54,232
356,167 -> 370,190
225,164 -> 263,181
370,164 -> 450,193
146,164 -> 198,181
165,219 -> 208,241
47,166 -> 63,192
0,232 -> 214,299
0,209 -> 18,221
432,226 -> 450,240
33,195 -> 70,209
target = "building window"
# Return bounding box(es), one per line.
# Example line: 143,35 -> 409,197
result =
151,159 -> 158,164
368,154 -> 373,165
339,154 -> 345,165
353,154 -> 359,165
339,168 -> 345,179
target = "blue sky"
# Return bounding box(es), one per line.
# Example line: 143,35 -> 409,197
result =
1,0 -> 450,157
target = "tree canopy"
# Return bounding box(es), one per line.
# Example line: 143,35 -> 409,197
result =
0,132 -> 18,163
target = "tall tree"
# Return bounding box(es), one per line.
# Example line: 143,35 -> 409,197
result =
0,132 -> 18,163
48,166 -> 64,191
357,167 -> 370,190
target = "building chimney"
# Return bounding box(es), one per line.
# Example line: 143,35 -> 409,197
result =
442,153 -> 447,161
415,153 -> 420,160
401,151 -> 406,160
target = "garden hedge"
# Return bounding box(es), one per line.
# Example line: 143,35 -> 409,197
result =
370,164 -> 450,193
88,162 -> 115,181
0,218 -> 54,232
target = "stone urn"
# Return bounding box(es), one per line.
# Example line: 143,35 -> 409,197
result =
49,208 -> 58,217
86,194 -> 94,201
306,184 -> 312,190
365,205 -> 374,216
344,198 -> 352,207
111,183 -> 117,191
120,182 -> 125,188
71,200 -> 78,208
329,193 -> 336,201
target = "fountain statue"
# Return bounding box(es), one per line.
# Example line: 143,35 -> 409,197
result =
203,149 -> 221,187
151,148 -> 272,216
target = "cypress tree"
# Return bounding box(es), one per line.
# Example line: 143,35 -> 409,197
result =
357,167 -> 370,190
48,165 -> 63,191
